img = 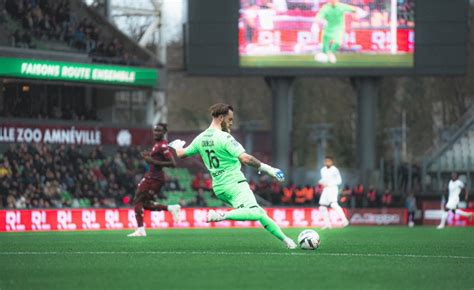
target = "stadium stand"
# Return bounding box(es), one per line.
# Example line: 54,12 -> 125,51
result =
1,0 -> 158,66
422,107 -> 474,191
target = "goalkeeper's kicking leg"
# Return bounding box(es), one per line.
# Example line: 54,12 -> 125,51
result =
207,183 -> 297,249
315,33 -> 331,63
327,39 -> 341,64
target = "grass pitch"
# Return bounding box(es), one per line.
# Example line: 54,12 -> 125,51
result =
0,227 -> 473,290
240,53 -> 413,68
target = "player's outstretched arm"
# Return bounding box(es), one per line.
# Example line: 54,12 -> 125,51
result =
238,152 -> 285,182
354,7 -> 368,18
169,139 -> 187,158
339,3 -> 367,19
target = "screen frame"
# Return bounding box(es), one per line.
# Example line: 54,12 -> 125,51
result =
186,0 -> 469,77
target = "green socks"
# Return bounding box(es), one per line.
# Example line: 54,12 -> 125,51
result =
224,208 -> 287,241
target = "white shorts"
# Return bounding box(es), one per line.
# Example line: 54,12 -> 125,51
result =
446,197 -> 459,210
319,186 -> 338,206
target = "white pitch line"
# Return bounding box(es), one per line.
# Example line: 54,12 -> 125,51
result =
0,251 -> 473,260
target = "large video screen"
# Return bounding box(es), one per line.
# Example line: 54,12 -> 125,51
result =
239,0 -> 415,68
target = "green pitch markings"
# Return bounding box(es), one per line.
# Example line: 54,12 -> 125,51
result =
240,53 -> 414,68
0,227 -> 472,290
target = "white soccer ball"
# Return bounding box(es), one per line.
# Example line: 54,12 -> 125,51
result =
298,229 -> 320,250
314,53 -> 329,63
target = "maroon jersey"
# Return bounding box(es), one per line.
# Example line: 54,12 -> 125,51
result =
144,140 -> 172,180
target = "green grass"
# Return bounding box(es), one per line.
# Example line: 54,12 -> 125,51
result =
0,227 -> 473,290
240,53 -> 413,68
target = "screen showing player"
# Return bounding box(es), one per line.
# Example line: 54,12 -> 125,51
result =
239,0 -> 415,68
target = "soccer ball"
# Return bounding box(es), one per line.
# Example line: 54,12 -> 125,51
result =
314,52 -> 329,63
298,229 -> 320,250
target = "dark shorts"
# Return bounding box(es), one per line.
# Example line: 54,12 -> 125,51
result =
134,177 -> 164,203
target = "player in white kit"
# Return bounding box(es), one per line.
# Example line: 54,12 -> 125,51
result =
318,156 -> 349,229
437,172 -> 472,229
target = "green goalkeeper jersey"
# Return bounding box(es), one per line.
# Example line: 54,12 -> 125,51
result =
183,128 -> 246,193
316,3 -> 355,35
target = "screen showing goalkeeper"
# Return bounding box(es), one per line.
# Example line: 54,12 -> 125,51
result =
169,103 -> 297,249
314,0 -> 368,64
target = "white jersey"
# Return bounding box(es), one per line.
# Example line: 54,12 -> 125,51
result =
319,166 -> 342,189
448,179 -> 464,199
318,165 -> 342,206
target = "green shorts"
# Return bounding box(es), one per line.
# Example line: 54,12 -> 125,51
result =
214,181 -> 259,209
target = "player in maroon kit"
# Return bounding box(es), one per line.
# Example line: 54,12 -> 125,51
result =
128,123 -> 181,237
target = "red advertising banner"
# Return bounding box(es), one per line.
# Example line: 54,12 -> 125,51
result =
0,123 -> 153,146
348,208 -> 407,225
423,208 -> 474,227
239,28 -> 414,54
447,209 -> 474,227
0,208 -> 355,232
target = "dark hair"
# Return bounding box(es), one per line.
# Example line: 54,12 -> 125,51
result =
156,123 -> 168,132
209,103 -> 233,118
325,156 -> 333,161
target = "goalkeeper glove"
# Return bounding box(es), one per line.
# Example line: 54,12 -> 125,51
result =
258,163 -> 285,182
169,139 -> 186,149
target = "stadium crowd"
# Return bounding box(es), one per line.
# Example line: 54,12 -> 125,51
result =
0,94 -> 99,121
3,0 -> 137,65
0,143 -> 399,210
0,143 -> 145,209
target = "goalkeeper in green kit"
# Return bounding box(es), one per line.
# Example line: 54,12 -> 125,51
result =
169,103 -> 297,249
314,0 -> 368,64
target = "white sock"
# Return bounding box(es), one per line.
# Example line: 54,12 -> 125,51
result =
320,206 -> 331,227
455,209 -> 471,217
138,226 -> 145,232
331,203 -> 348,223
439,211 -> 448,226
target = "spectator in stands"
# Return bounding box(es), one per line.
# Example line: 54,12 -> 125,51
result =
191,172 -> 212,192
314,183 -> 323,204
341,184 -> 352,208
255,175 -> 272,201
294,186 -> 306,205
191,172 -> 203,191
270,180 -> 282,205
367,186 -> 377,207
202,173 -> 212,191
0,160 -> 12,178
281,183 -> 295,204
381,189 -> 393,207
165,176 -> 181,191
304,185 -> 314,205
0,0 -> 6,18
195,188 -> 207,207
353,183 -> 364,208
73,27 -> 86,50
